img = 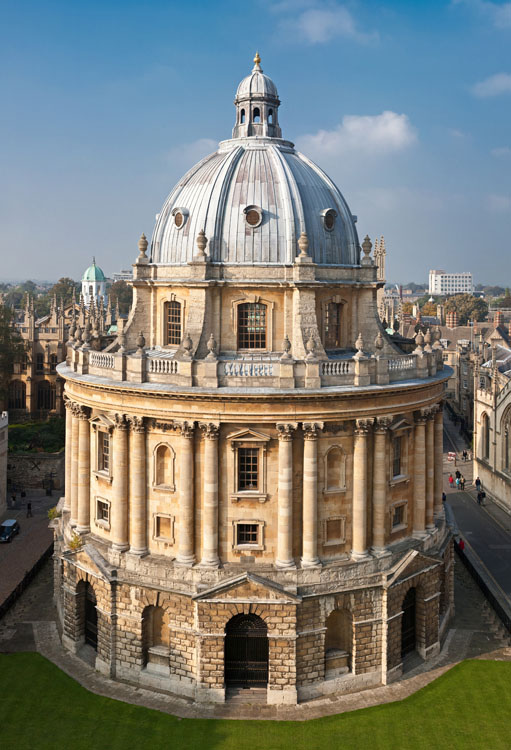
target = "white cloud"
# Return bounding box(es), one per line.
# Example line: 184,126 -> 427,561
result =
491,146 -> 511,157
274,2 -> 377,44
453,1 -> 511,29
449,128 -> 468,138
472,72 -> 511,97
487,193 -> 511,212
296,111 -> 417,157
165,138 -> 217,170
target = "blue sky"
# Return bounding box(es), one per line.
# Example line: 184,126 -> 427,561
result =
1,0 -> 510,284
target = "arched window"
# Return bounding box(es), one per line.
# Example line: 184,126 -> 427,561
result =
325,302 -> 342,349
8,380 -> 26,410
268,108 -> 273,124
237,302 -> 267,349
240,108 -> 245,124
154,444 -> 175,489
253,107 -> 261,123
325,446 -> 346,491
482,413 -> 490,460
89,285 -> 93,298
325,608 -> 352,675
37,381 -> 56,410
165,300 -> 182,346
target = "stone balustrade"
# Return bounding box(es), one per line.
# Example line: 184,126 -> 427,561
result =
67,346 -> 444,390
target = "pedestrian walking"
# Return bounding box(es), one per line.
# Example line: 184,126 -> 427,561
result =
460,476 -> 465,490
456,477 -> 460,490
442,492 -> 447,503
458,537 -> 465,552
462,449 -> 468,461
475,477 -> 481,491
455,469 -> 461,480
26,502 -> 32,518
477,491 -> 483,505
449,474 -> 454,488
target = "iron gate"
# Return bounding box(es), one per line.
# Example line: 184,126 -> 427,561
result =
401,587 -> 416,657
224,614 -> 268,687
84,585 -> 98,650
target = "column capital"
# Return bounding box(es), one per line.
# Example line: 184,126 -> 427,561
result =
354,418 -> 372,435
276,422 -> 298,441
414,410 -> 429,425
151,419 -> 174,432
63,394 -> 72,410
113,413 -> 129,431
374,416 -> 392,433
176,420 -> 195,439
75,404 -> 90,420
200,422 -> 220,440
303,422 -> 323,440
128,415 -> 145,433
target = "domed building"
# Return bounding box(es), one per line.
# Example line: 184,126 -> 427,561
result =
55,55 -> 453,706
82,258 -> 107,307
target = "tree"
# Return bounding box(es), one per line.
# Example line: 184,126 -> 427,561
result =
421,302 -> 437,316
108,281 -> 133,314
0,303 -> 26,405
49,277 -> 80,306
402,302 -> 413,314
444,294 -> 488,325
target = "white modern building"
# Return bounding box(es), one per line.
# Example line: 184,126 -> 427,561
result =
429,270 -> 473,296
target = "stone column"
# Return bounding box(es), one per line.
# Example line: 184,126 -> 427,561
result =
301,422 -> 323,567
372,417 -> 391,555
200,423 -> 220,567
426,410 -> 435,531
352,419 -> 372,560
351,290 -> 358,347
70,403 -> 80,526
129,416 -> 147,556
434,404 -> 444,516
64,397 -> 73,511
177,421 -> 195,565
76,406 -> 91,534
112,414 -> 129,552
413,411 -> 427,538
276,423 -> 297,568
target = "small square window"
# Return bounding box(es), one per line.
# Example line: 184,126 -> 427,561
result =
97,499 -> 109,523
323,516 -> 346,546
237,523 -> 259,545
153,513 -> 174,543
392,505 -> 404,527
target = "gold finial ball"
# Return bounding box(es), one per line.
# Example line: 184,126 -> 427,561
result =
254,51 -> 261,65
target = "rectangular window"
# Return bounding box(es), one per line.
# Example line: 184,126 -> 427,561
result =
98,432 -> 110,473
392,436 -> 402,477
36,353 -> 44,374
325,302 -> 342,349
392,504 -> 404,528
237,303 -> 266,349
165,301 -> 182,346
236,523 -> 259,545
238,447 -> 259,491
156,516 -> 172,540
97,499 -> 109,523
324,516 -> 346,545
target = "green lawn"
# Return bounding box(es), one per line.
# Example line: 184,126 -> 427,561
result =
1,653 -> 510,750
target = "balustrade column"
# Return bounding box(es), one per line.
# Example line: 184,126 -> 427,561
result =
112,415 -> 129,551
352,419 -> 371,559
200,423 -> 220,567
434,405 -> 444,516
413,412 -> 427,538
276,423 -> 297,568
129,416 -> 148,555
177,422 -> 195,565
70,404 -> 80,526
76,406 -> 91,534
301,422 -> 322,567
426,411 -> 435,531
372,418 -> 391,555
64,397 -> 72,511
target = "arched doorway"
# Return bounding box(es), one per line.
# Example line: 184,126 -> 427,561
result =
401,588 -> 416,657
84,582 -> 98,650
224,613 -> 268,687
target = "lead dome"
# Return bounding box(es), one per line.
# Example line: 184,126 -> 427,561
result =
151,54 -> 359,266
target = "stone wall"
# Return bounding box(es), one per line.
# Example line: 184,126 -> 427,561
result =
7,450 -> 65,491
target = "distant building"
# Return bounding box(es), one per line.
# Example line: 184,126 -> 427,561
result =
82,258 -> 107,307
428,270 -> 473,296
0,411 -> 7,513
112,269 -> 133,283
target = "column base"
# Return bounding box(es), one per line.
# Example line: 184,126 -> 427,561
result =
276,558 -> 296,569
112,542 -> 130,552
129,546 -> 148,557
76,525 -> 90,535
351,550 -> 371,562
176,554 -> 196,566
412,530 -> 428,540
199,557 -> 220,568
426,524 -> 436,533
301,557 -> 322,568
371,546 -> 391,558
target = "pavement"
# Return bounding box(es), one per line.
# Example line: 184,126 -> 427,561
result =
0,492 -> 56,607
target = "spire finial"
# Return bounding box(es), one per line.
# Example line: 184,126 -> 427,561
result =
253,51 -> 262,71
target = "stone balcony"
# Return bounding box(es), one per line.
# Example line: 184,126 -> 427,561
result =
65,344 -> 445,391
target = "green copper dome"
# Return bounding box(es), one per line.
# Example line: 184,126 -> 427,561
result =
82,258 -> 106,282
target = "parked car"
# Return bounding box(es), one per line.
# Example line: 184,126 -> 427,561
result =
0,519 -> 21,543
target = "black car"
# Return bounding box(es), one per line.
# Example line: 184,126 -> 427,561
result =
0,519 -> 21,542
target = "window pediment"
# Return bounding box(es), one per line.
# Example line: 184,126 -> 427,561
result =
90,414 -> 114,431
228,429 -> 271,444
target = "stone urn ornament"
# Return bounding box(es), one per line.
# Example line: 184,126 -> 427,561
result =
182,332 -> 193,359
281,334 -> 292,361
374,331 -> 384,357
355,332 -> 364,356
305,332 -> 316,360
136,331 -> 146,353
206,333 -> 218,361
414,331 -> 425,354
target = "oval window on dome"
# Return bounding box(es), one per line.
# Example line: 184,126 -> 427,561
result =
171,207 -> 188,230
322,208 -> 337,232
244,205 -> 263,228
174,212 -> 183,228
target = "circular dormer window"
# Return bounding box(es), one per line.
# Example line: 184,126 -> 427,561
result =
244,205 -> 263,228
322,208 -> 337,231
171,207 -> 189,230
